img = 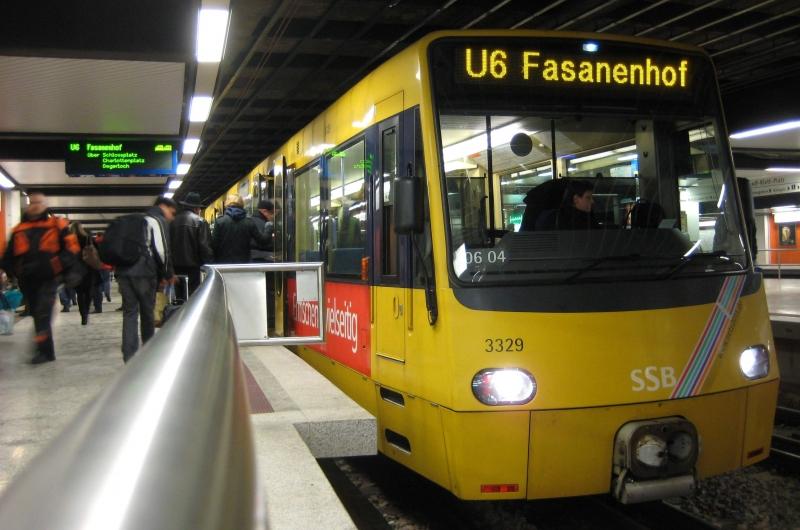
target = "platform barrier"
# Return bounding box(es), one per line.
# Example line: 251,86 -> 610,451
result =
0,269 -> 262,529
207,262 -> 325,346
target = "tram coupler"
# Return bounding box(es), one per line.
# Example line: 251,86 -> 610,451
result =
611,417 -> 699,503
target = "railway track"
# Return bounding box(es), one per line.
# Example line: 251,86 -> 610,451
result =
770,405 -> 800,473
323,455 -> 718,529
583,496 -> 716,530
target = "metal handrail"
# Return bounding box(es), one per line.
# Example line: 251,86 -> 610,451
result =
0,269 -> 260,530
759,248 -> 799,279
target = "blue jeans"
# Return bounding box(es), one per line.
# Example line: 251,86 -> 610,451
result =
118,276 -> 157,362
58,286 -> 76,309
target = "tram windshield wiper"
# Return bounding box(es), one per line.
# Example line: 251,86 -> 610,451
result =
659,250 -> 738,279
564,254 -> 644,283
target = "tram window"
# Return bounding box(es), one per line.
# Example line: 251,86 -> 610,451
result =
325,140 -> 367,276
295,163 -> 321,262
382,127 -> 399,276
438,113 -> 747,283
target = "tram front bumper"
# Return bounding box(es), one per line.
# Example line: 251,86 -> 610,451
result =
525,381 -> 777,500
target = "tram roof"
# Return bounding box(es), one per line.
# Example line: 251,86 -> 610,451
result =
0,0 -> 798,228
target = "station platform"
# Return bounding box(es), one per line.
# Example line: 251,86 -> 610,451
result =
0,300 -> 375,529
766,278 -> 800,390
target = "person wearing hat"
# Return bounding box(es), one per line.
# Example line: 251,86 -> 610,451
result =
170,191 -> 213,295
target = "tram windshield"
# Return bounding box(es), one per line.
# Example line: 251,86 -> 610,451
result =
430,37 -> 748,285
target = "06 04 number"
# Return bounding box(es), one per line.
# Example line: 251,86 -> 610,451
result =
485,338 -> 524,352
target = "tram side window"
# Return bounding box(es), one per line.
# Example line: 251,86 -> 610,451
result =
295,163 -> 321,262
382,127 -> 399,276
326,140 -> 367,276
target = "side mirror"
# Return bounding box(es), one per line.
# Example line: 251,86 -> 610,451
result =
394,176 -> 423,234
737,176 -> 757,259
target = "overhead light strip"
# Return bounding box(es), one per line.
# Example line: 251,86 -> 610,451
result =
730,120 -> 800,139
196,9 -> 230,63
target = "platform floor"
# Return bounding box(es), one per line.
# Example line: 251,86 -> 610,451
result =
0,296 -> 372,529
765,278 -> 800,318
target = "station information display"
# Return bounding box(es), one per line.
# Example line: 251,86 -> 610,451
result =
65,140 -> 178,175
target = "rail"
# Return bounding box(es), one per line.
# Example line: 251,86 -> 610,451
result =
759,248 -> 799,279
0,268 -> 261,530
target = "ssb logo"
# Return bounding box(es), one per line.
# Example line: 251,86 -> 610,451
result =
630,366 -> 676,392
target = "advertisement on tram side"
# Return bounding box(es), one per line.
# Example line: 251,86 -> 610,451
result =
286,278 -> 371,376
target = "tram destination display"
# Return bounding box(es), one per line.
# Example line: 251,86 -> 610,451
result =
430,37 -> 713,112
64,140 -> 178,175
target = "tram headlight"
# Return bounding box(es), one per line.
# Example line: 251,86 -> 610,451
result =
739,344 -> 770,380
471,368 -> 536,405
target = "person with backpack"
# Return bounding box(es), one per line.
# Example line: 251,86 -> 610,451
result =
101,197 -> 176,363
0,192 -> 81,364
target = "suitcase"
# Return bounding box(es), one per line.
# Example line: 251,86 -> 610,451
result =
155,275 -> 188,327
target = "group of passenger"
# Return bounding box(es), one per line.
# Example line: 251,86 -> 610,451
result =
0,190 -> 275,365
520,178 -> 664,231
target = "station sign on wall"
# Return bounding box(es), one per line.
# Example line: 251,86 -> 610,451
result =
64,139 -> 178,175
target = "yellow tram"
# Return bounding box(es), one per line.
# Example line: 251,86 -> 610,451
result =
207,30 -> 779,502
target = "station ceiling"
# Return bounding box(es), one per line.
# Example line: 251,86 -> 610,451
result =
1,0 -> 799,228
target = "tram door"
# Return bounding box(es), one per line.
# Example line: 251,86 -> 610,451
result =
374,116 -> 406,362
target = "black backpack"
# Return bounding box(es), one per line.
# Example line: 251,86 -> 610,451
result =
98,214 -> 149,266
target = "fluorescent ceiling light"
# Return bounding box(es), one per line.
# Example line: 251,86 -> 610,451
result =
182,138 -> 200,154
615,145 -> 637,153
571,145 -> 637,165
177,163 -> 190,175
444,160 -> 478,172
617,154 -> 638,161
730,120 -> 800,139
168,180 -> 182,190
774,210 -> 800,224
189,96 -> 213,122
0,169 -> 14,189
443,123 -> 524,162
163,192 -> 175,199
197,9 -> 229,62
570,150 -> 614,164
766,167 -> 800,172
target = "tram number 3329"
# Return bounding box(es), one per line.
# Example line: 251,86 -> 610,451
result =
485,338 -> 524,352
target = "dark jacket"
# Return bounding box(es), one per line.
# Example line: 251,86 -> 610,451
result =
554,207 -> 601,230
171,208 -> 213,268
1,211 -> 80,282
115,206 -> 173,279
249,212 -> 274,262
212,207 -> 272,263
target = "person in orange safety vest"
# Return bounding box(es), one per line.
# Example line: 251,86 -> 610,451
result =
0,192 -> 80,364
